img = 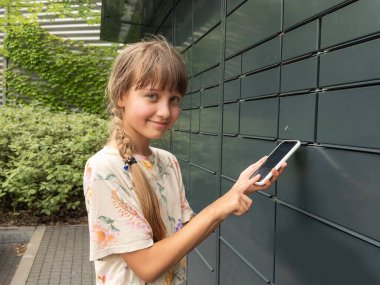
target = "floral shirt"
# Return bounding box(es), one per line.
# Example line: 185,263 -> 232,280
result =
83,146 -> 193,285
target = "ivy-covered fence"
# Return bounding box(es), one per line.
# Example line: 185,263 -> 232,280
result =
2,23 -> 119,115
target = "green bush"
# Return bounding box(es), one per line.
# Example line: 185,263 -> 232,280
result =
0,104 -> 108,218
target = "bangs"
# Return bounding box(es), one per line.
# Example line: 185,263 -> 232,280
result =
132,43 -> 188,95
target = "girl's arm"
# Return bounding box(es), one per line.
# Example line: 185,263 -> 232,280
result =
122,158 -> 285,283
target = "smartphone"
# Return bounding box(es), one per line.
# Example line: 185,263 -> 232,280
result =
250,140 -> 301,185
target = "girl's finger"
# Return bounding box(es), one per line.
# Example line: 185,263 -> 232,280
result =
242,173 -> 264,193
277,162 -> 287,174
269,162 -> 287,183
240,156 -> 268,179
234,195 -> 252,216
241,194 -> 252,207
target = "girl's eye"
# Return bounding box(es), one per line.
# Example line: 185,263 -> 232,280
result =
170,96 -> 181,105
146,93 -> 159,101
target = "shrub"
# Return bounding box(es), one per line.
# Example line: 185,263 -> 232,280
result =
0,104 -> 108,218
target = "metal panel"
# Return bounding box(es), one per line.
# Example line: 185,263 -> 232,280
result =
278,145 -> 380,241
178,159 -> 189,190
221,137 -> 276,195
187,249 -> 216,285
190,133 -> 219,172
157,10 -> 173,43
283,0 -> 346,29
191,109 -> 200,133
201,86 -> 220,107
187,170 -> 219,285
178,110 -> 191,131
172,131 -> 190,160
319,38 -> 380,87
193,0 -> 221,42
225,0 -> 282,56
221,179 -> 276,280
222,137 -> 276,179
201,66 -> 220,89
193,25 -> 221,74
174,0 -> 193,51
282,20 -> 319,60
321,0 -> 380,48
192,75 -> 201,92
156,1 -> 380,284
242,37 -> 281,74
101,0 -> 164,43
275,205 -> 380,285
187,78 -> 193,94
200,106 -> 219,134
223,79 -> 240,102
191,92 -> 201,108
173,119 -> 179,131
224,55 -> 241,80
222,102 -> 239,135
241,67 -> 280,98
317,86 -> 380,149
240,98 -> 278,138
42,5 -> 110,46
182,47 -> 193,77
153,131 -> 171,151
226,0 -> 245,15
197,232 -> 217,270
188,165 -> 219,213
279,93 -> 316,141
181,93 -> 192,110
219,241 -> 268,285
281,57 -> 317,92
187,233 -> 217,285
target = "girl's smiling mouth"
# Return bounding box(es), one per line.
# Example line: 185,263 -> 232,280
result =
149,120 -> 169,128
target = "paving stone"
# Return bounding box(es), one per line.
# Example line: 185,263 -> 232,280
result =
0,225 -> 94,285
24,225 -> 94,285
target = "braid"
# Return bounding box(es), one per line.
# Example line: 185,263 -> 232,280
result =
111,113 -> 167,242
113,115 -> 133,159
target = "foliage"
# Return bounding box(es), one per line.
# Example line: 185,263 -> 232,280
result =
3,23 -> 119,115
0,0 -> 101,29
0,104 -> 109,218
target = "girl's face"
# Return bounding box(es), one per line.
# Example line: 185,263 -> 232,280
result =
117,86 -> 182,151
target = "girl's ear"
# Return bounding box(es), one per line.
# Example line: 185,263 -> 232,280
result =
117,91 -> 128,108
117,97 -> 124,108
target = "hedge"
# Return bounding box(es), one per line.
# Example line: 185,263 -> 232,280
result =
0,104 -> 108,218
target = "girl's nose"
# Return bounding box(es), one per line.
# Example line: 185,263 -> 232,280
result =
157,101 -> 170,118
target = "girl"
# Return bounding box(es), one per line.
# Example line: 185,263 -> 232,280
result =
83,36 -> 285,285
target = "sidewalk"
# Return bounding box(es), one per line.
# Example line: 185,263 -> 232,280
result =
9,224 -> 95,285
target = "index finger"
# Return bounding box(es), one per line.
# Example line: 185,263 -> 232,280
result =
240,156 -> 267,180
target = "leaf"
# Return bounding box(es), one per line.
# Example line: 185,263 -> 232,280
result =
98,216 -> 114,225
168,216 -> 175,223
110,224 -> 120,232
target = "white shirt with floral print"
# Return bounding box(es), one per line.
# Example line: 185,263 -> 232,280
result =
83,146 -> 193,285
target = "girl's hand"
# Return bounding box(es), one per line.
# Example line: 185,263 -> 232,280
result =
215,157 -> 287,218
236,156 -> 287,195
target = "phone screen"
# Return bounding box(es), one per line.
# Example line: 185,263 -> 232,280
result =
251,141 -> 298,182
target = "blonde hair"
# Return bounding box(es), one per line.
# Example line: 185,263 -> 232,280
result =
107,35 -> 187,242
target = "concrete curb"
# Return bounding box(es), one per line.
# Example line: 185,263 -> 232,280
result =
0,226 -> 35,244
10,226 -> 46,285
